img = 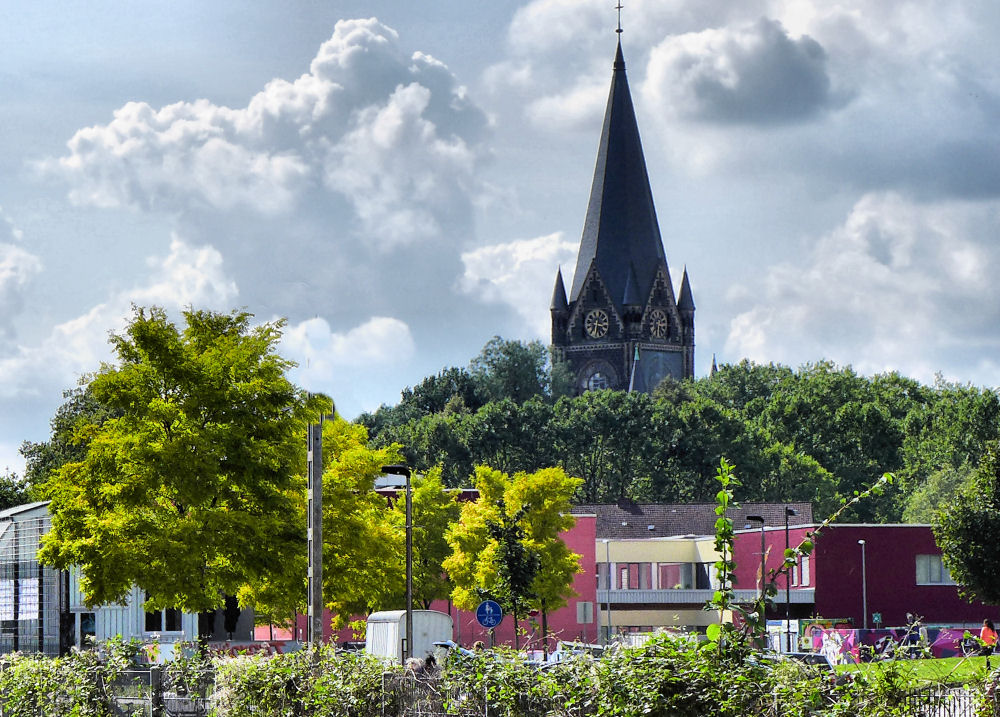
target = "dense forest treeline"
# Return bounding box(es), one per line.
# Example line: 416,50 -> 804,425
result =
359,337 -> 1000,523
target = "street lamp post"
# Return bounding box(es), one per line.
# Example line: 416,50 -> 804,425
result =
784,508 -> 799,653
858,539 -> 868,630
382,464 -> 413,663
746,516 -> 766,604
602,539 -> 611,644
746,514 -> 767,648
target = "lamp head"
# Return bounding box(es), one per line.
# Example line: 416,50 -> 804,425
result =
381,464 -> 411,477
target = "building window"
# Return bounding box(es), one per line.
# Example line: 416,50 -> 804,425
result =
79,612 -> 96,646
658,563 -> 694,590
145,594 -> 183,633
596,562 -> 611,590
791,556 -> 811,587
916,554 -> 955,585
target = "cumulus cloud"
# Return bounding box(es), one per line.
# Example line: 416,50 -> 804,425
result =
0,236 -> 236,400
42,17 -> 488,248
0,208 -> 41,344
280,315 -> 415,395
460,232 -> 578,337
644,18 -> 835,125
724,193 -> 1000,384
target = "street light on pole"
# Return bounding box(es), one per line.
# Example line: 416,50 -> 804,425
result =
602,539 -> 612,644
382,464 -> 413,663
746,515 -> 766,600
858,539 -> 868,630
784,507 -> 799,653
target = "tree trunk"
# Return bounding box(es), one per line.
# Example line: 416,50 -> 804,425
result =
541,604 -> 549,658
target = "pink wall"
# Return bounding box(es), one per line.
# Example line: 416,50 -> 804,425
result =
733,526 -> 813,595
812,525 -> 990,627
257,515 -> 598,652
732,524 -> 995,628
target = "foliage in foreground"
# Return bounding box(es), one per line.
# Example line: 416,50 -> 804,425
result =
0,635 -> 994,717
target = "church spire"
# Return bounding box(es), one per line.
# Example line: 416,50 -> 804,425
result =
568,41 -> 668,318
550,37 -> 693,394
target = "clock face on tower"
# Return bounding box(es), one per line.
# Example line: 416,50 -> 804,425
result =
649,309 -> 669,339
584,309 -> 609,338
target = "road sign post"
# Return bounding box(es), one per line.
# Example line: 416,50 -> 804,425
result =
476,599 -> 503,647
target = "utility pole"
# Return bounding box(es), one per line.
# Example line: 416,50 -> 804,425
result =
307,404 -> 333,646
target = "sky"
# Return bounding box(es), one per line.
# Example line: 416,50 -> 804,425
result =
3,0 -> 1000,474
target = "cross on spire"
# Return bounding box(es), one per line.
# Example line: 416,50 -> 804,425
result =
616,1 -> 623,34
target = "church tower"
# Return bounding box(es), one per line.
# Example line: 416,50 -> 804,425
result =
552,41 -> 694,394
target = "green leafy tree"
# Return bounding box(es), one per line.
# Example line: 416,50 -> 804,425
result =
902,464 -> 975,523
550,390 -> 654,502
382,412 -> 473,487
470,336 -> 549,403
20,386 -> 117,496
444,465 -> 581,648
0,469 -> 31,511
901,380 -> 1000,486
463,397 -> 555,476
388,467 -> 461,608
359,366 -> 487,441
934,442 -> 1000,605
507,466 -> 582,645
39,306 -> 328,613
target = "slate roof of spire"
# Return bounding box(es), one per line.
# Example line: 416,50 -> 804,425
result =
569,41 -> 669,314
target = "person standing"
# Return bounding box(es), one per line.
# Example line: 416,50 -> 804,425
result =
980,619 -> 997,655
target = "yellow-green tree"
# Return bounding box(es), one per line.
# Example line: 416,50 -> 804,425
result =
444,465 -> 581,647
40,307 -> 329,613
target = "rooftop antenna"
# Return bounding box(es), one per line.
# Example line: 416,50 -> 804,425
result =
616,1 -> 623,34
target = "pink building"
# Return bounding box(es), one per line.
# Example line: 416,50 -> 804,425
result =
732,523 -> 994,628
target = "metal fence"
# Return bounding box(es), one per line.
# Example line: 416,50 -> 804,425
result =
902,686 -> 996,717
381,672 -> 484,717
101,668 -> 213,717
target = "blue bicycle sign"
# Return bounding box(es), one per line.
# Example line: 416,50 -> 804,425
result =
476,600 -> 503,629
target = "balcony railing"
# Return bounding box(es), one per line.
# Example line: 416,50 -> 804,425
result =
596,588 -> 815,605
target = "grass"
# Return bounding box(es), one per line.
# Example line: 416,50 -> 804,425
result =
839,655 -> 996,686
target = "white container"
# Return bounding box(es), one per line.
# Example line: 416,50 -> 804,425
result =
365,609 -> 454,664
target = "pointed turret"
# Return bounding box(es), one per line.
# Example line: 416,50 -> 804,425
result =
550,267 -> 569,346
677,267 -> 695,312
550,268 -> 569,311
569,40 -> 668,317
